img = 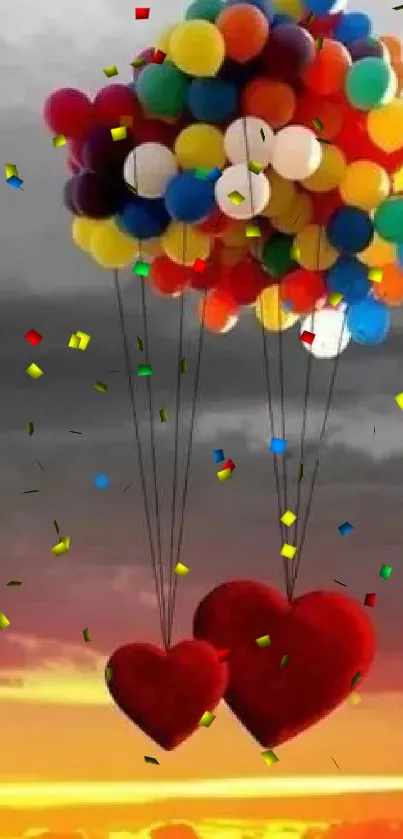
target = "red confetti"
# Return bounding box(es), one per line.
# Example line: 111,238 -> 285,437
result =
193,258 -> 207,273
135,7 -> 150,19
24,329 -> 43,346
153,49 -> 167,65
364,592 -> 376,608
300,330 -> 315,346
222,458 -> 236,472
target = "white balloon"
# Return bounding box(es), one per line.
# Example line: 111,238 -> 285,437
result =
272,126 -> 322,181
123,143 -> 178,199
215,163 -> 270,220
300,307 -> 351,359
224,117 -> 275,168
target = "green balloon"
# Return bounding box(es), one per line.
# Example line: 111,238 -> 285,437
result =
262,234 -> 295,278
136,62 -> 189,118
345,57 -> 395,110
374,197 -> 403,244
186,0 -> 223,21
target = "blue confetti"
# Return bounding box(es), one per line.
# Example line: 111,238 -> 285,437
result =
269,437 -> 287,455
213,448 -> 225,464
338,521 -> 354,536
93,472 -> 111,491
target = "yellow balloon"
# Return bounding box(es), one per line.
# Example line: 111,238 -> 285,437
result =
162,222 -> 212,265
255,285 -> 299,332
339,160 -> 390,210
271,191 -> 313,235
262,170 -> 296,218
367,99 -> 403,153
155,24 -> 177,57
295,224 -> 338,271
301,145 -> 347,193
272,0 -> 305,21
169,20 -> 225,77
174,123 -> 226,170
90,221 -> 140,269
72,216 -> 104,252
358,232 -> 396,267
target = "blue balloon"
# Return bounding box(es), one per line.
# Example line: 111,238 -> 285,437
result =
224,0 -> 274,20
347,298 -> 391,345
164,171 -> 215,224
327,206 -> 374,254
187,78 -> 238,124
305,0 -> 346,13
117,196 -> 170,239
326,257 -> 370,304
272,12 -> 294,26
334,12 -> 372,44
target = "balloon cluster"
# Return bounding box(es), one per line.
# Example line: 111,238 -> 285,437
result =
43,0 -> 403,357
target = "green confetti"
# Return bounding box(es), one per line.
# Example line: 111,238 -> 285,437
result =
280,654 -> 290,668
94,381 -> 108,393
198,711 -> 216,727
136,336 -> 144,352
351,671 -> 362,688
83,627 -> 91,643
262,749 -> 279,766
26,422 -> 34,437
133,260 -> 150,277
137,364 -> 153,377
255,634 -> 271,648
105,666 -> 113,683
159,407 -> 168,423
380,564 -> 392,580
180,357 -> 187,374
7,581 -> 22,587
144,755 -> 160,765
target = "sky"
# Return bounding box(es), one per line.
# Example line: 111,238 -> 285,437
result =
1,0 -> 403,834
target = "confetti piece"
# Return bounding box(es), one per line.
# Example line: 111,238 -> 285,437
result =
315,37 -> 323,50
393,3 -> 403,8
351,672 -> 362,688
26,363 -> 43,380
0,613 -> 10,630
21,489 -> 39,494
136,336 -> 144,352
133,260 -> 151,277
36,459 -> 44,471
221,458 -> 236,472
338,521 -> 354,536
94,381 -> 108,393
333,579 -> 346,587
153,49 -> 167,64
228,190 -> 245,205
198,710 -> 216,727
395,392 -> 403,409
69,334 -> 81,350
52,134 -> 67,148
137,363 -> 153,376
281,543 -> 296,560
248,160 -> 263,175
280,654 -> 290,668
281,510 -> 296,527
83,627 -> 91,643
93,472 -> 111,491
206,166 -> 222,182
213,448 -> 225,464
135,7 -> 150,18
300,330 -> 315,345
7,175 -> 24,189
312,117 -> 323,131
256,634 -> 271,647
269,437 -> 286,454
51,536 -> 70,557
121,484 -> 132,493
131,57 -> 147,68
193,257 -> 206,272
110,126 -> 127,141
368,268 -> 383,283
262,749 -> 279,766
26,422 -> 34,437
246,224 -> 261,238
103,65 -> 118,78
380,564 -> 392,580
159,407 -> 168,423
53,520 -> 60,536
144,755 -> 160,764
307,11 -> 315,23
69,429 -> 82,435
195,167 -> 210,179
180,357 -> 187,374
260,128 -> 265,141
24,329 -> 43,346
69,331 -> 91,350
328,291 -> 344,306
174,562 -> 190,576
7,581 -> 22,587
298,463 -> 304,481
290,244 -> 300,261
4,163 -> 18,180
105,666 -> 113,683
364,592 -> 376,608
331,757 -> 341,770
217,467 -> 232,482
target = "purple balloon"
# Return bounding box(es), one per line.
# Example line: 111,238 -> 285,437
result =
68,170 -> 128,219
82,126 -> 134,174
131,47 -> 155,83
349,37 -> 386,62
63,177 -> 82,215
262,23 -> 316,80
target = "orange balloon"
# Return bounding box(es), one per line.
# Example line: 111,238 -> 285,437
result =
381,35 -> 402,64
241,77 -> 296,129
197,289 -> 240,333
302,39 -> 352,96
392,60 -> 403,93
216,4 -> 269,64
373,263 -> 403,306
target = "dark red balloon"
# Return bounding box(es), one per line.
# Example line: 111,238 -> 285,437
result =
190,257 -> 225,291
310,189 -> 343,226
280,268 -> 326,314
302,11 -> 343,39
193,580 -> 375,748
106,639 -> 228,750
196,206 -> 235,237
150,256 -> 189,295
262,23 -> 316,81
93,84 -> 141,129
43,88 -> 94,139
219,258 -> 268,306
72,170 -> 128,219
66,155 -> 81,175
82,126 -> 135,174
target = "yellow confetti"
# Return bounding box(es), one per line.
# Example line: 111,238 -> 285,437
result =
51,536 -> 70,557
368,268 -> 383,283
262,749 -> 279,766
103,65 -> 118,78
228,190 -> 245,205
327,291 -> 343,307
52,134 -> 67,148
246,224 -> 261,238
174,562 -> 189,576
198,711 -> 216,727
280,543 -> 296,560
217,468 -> 232,482
110,126 -> 127,141
26,363 -> 43,380
281,510 -> 296,527
4,163 -> 18,180
395,392 -> 403,409
0,613 -> 10,630
255,634 -> 271,647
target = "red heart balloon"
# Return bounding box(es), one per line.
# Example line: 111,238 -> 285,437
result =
106,639 -> 228,750
193,581 -> 375,748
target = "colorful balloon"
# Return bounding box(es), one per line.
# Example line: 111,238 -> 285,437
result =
262,23 -> 316,80
367,99 -> 403,153
272,126 -> 322,181
93,84 -> 139,128
164,172 -> 215,223
73,171 -> 128,219
136,63 -> 189,118
241,77 -> 296,129
263,171 -> 296,218
82,126 -> 134,174
162,222 -> 212,265
216,4 -> 269,64
373,263 -> 403,306
224,117 -> 275,168
347,297 -> 391,345
149,255 -> 189,296
123,143 -> 178,199
214,163 -> 270,219
300,306 -> 351,359
339,160 -> 389,210
169,20 -> 225,76
117,196 -> 171,239
198,289 -> 240,333
262,233 -> 295,277
187,78 -> 238,123
185,0 -> 224,21
374,197 -> 403,244
345,57 -> 397,110
280,268 -> 326,313
90,220 -> 140,269
295,225 -> 338,270
301,144 -> 347,193
72,216 -> 100,251
334,12 -> 372,45
220,258 -> 268,305
303,39 -> 352,96
348,37 -> 385,62
255,284 -> 299,331
174,124 -> 226,171
327,206 -> 374,254
43,88 -> 93,138
326,256 -> 370,303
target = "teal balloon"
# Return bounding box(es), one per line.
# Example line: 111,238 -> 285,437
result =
136,62 -> 189,118
345,57 -> 396,110
186,0 -> 223,20
374,197 -> 403,244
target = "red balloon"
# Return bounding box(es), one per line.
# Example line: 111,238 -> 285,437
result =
106,639 -> 227,750
196,206 -> 235,237
293,93 -> 345,141
193,580 -> 375,748
93,84 -> 141,129
150,256 -> 189,296
310,189 -> 343,225
302,11 -> 343,39
43,88 -> 94,139
280,268 -> 326,314
190,257 -> 224,291
198,288 -> 240,332
219,258 -> 269,306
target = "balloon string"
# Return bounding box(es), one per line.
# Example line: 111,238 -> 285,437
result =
113,269 -> 167,645
289,309 -> 348,599
241,116 -> 291,599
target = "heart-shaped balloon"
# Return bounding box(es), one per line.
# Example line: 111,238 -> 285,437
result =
106,638 -> 228,750
193,581 -> 375,748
